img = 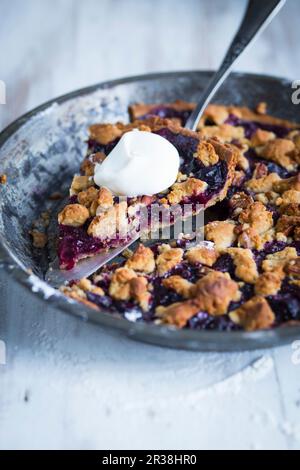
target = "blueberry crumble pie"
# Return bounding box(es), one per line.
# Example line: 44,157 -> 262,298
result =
57,116 -> 237,270
59,101 -> 300,332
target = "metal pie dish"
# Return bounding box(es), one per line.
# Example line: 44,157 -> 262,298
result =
0,70 -> 299,351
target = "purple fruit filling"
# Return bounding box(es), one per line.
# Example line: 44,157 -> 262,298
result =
58,224 -> 130,270
187,312 -> 240,332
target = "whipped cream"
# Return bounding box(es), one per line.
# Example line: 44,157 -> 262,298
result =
93,130 -> 180,197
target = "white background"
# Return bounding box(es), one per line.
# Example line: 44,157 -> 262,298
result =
0,0 -> 300,450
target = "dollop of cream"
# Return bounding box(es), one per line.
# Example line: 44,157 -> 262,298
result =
93,130 -> 180,197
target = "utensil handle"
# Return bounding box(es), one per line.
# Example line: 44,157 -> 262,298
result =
185,0 -> 286,131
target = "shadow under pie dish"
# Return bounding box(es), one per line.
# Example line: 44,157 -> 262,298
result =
60,101 -> 300,332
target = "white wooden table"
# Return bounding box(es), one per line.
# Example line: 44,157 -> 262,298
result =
0,0 -> 300,450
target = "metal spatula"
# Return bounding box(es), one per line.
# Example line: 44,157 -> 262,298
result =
46,0 -> 285,288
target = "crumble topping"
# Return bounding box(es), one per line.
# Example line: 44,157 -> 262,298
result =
96,187 -> 114,211
285,258 -> 300,279
226,248 -> 259,284
77,278 -> 105,296
262,247 -> 298,274
238,202 -> 273,234
77,186 -> 99,207
250,129 -> 275,147
205,220 -> 237,250
229,192 -> 254,216
70,175 -> 93,195
125,244 -> 155,274
273,174 -> 300,193
58,204 -> 90,227
162,275 -> 194,299
254,271 -> 284,296
202,104 -> 230,125
257,139 -> 297,171
87,201 -> 128,239
167,178 -> 208,204
199,124 -> 245,142
108,267 -> 150,311
230,297 -> 275,331
89,123 -> 125,145
156,246 -> 184,275
185,246 -> 219,267
276,189 -> 300,206
196,141 -> 219,166
156,301 -> 199,328
190,271 -> 240,316
245,173 -> 281,193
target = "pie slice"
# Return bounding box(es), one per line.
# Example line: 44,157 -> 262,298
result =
57,116 -> 237,270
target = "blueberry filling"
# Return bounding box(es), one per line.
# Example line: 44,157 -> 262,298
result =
58,224 -> 130,270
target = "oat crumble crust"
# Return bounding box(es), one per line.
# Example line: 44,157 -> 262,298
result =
59,101 -> 300,332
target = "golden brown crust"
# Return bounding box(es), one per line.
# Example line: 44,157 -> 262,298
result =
87,201 -> 128,239
205,220 -> 237,250
77,186 -> 99,207
156,301 -> 199,328
226,248 -> 259,284
250,129 -> 275,147
273,174 -> 300,193
257,139 -> 297,171
58,204 -> 90,227
167,178 -> 208,204
185,246 -> 219,267
108,267 -> 150,311
255,271 -> 284,296
191,271 -> 240,316
129,99 -> 195,121
262,247 -> 298,274
245,173 -> 281,193
238,202 -> 273,235
230,297 -> 275,331
284,258 -> 300,279
196,141 -> 219,166
162,275 -> 194,299
97,187 -> 114,210
125,244 -> 155,274
156,246 -> 184,275
70,175 -> 93,195
199,124 -> 245,142
129,277 -> 151,311
108,267 -> 135,300
89,123 -> 125,145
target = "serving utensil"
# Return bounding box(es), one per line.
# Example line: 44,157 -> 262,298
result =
45,0 -> 286,288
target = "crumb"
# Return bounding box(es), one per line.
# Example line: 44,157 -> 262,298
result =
30,230 -> 48,249
0,174 -> 7,184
